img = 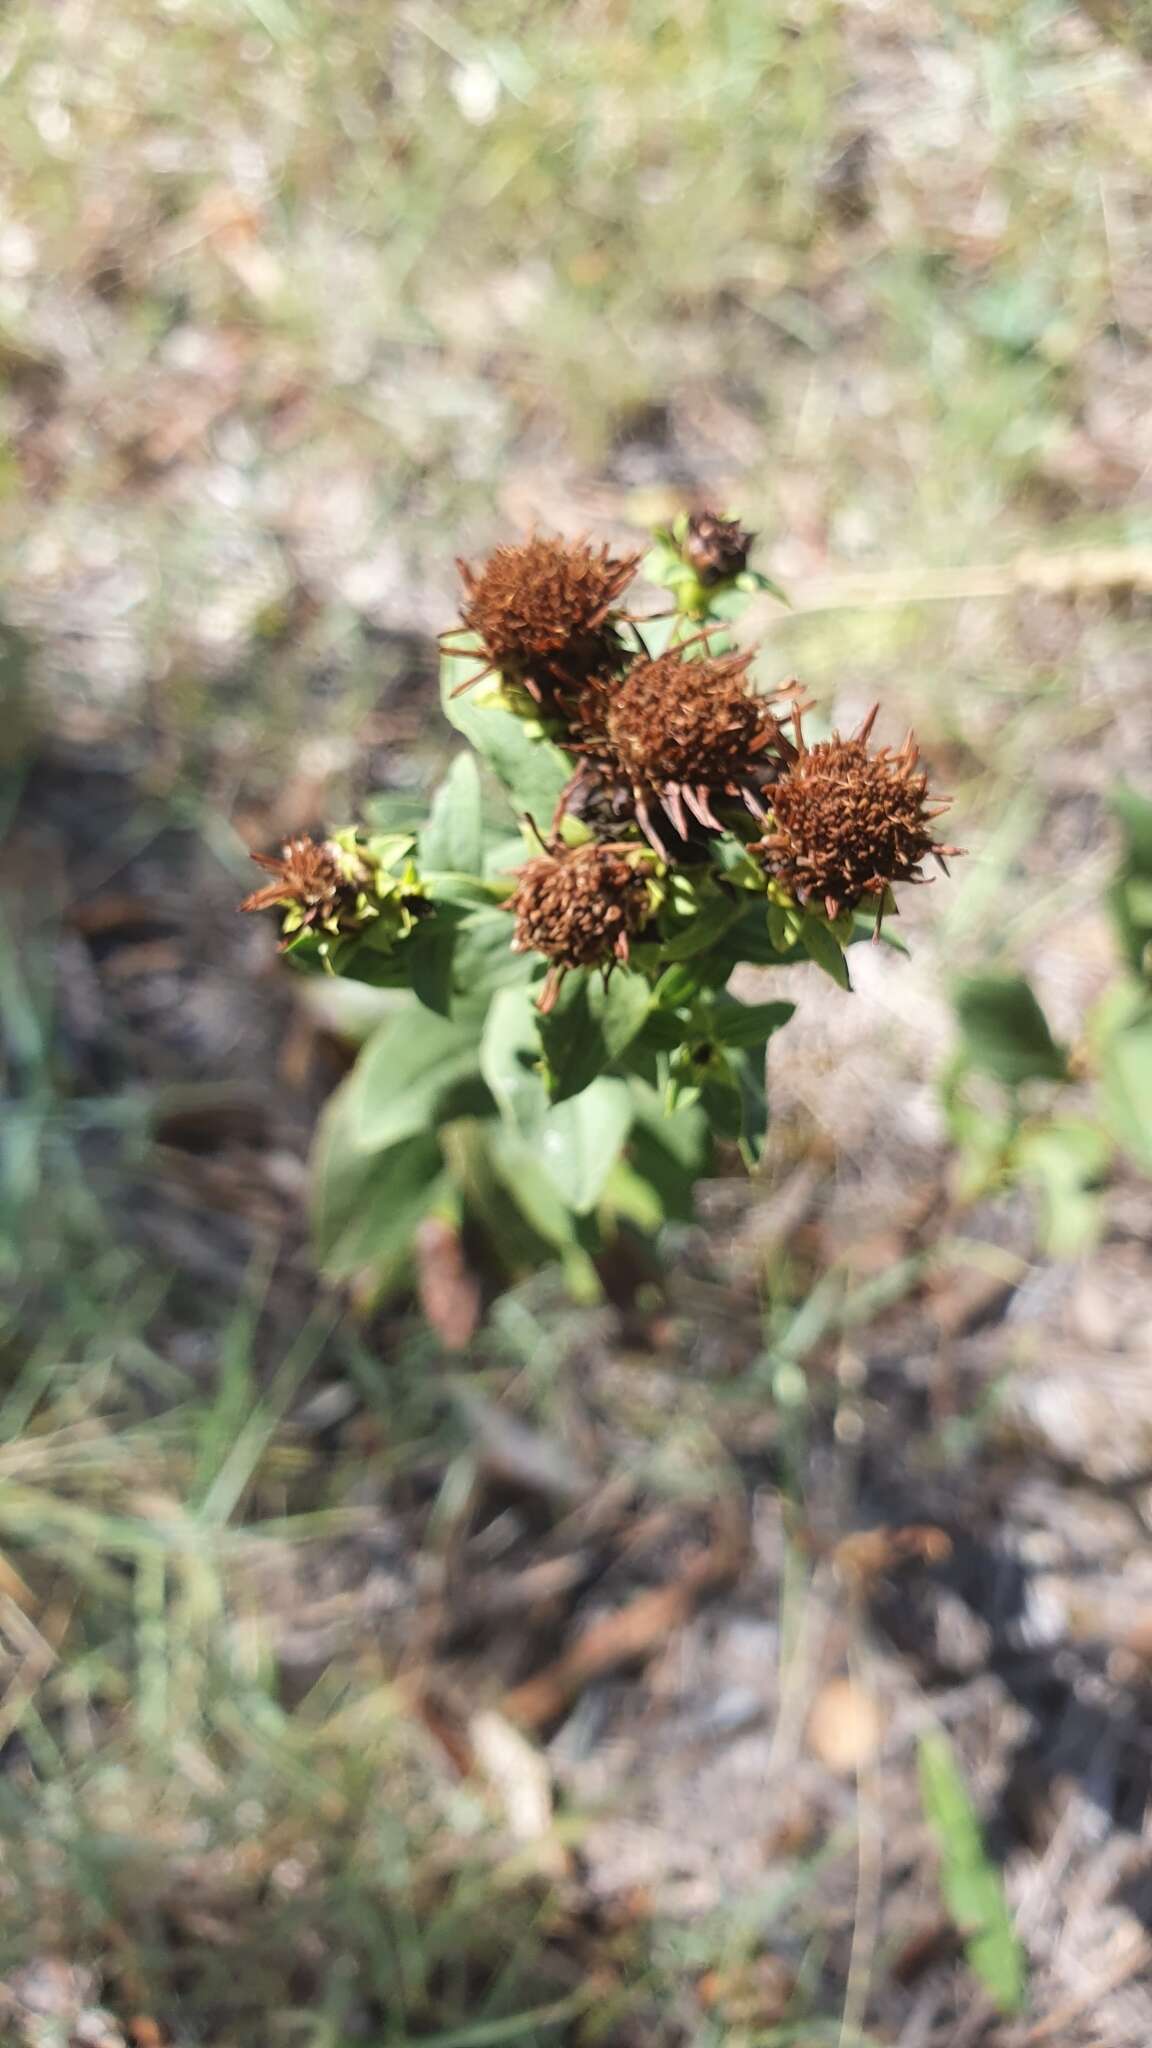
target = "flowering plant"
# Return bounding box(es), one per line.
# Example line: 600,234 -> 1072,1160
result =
242,511 -> 957,1307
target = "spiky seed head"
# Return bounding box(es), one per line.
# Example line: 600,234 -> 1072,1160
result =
508,842 -> 653,1010
681,510 -> 754,586
597,649 -> 772,785
450,535 -> 639,710
755,714 -> 958,920
571,648 -> 794,851
239,835 -> 369,937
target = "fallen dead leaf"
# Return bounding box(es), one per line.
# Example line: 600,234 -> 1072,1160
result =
888,1915 -> 959,1984
831,1523 -> 952,1590
416,1216 -> 483,1351
502,1496 -> 747,1731
929,1260 -> 1021,1338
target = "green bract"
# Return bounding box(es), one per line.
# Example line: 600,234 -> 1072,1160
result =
644,509 -> 789,620
280,830 -> 429,974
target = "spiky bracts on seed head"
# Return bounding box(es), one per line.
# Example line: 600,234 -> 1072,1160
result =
754,707 -> 959,924
239,830 -> 428,956
445,535 -> 640,714
573,647 -> 795,854
681,510 -> 754,586
508,842 -> 654,1012
239,835 -> 370,944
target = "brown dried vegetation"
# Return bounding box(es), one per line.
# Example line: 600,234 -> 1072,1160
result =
574,647 -> 795,853
755,708 -> 958,922
446,535 -> 639,712
508,842 -> 654,1011
239,835 -> 366,942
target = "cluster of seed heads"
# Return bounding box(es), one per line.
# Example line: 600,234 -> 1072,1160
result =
242,522 -> 956,996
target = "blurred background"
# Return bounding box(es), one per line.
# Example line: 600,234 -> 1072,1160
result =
5,2 -> 1152,2043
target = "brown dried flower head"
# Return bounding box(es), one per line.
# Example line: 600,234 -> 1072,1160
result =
755,707 -> 959,923
239,835 -> 367,943
682,510 -> 754,586
508,842 -> 653,1012
575,647 -> 795,854
445,535 -> 639,712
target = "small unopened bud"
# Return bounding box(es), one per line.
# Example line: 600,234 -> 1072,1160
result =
681,511 -> 754,587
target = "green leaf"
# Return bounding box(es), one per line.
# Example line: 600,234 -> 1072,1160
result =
600,1156 -> 666,1235
709,997 -> 796,1050
1110,784 -> 1152,977
670,1038 -> 747,1141
734,1045 -> 769,1165
441,649 -> 572,831
537,1079 -> 633,1214
280,925 -> 404,986
800,915 -> 851,989
626,1079 -> 712,1223
480,986 -> 549,1136
484,832 -> 531,879
487,1124 -> 577,1249
537,970 -> 653,1103
1094,983 -> 1152,1173
727,905 -> 803,967
406,911 -> 462,1016
630,1008 -> 690,1055
700,574 -> 787,621
424,873 -> 507,909
312,1116 -> 447,1277
322,1006 -> 486,1160
1013,1119 -> 1111,1258
653,948 -> 735,1001
654,892 -> 743,962
697,1063 -> 744,1141
629,1078 -> 710,1165
653,962 -> 706,1010
850,900 -> 908,953
939,1069 -> 1015,1204
954,974 -> 1067,1087
359,791 -> 430,835
919,1730 -> 1027,2016
438,1118 -> 572,1279
739,567 -> 790,605
420,752 -> 484,876
447,907 -> 538,1018
1113,783 -> 1152,867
